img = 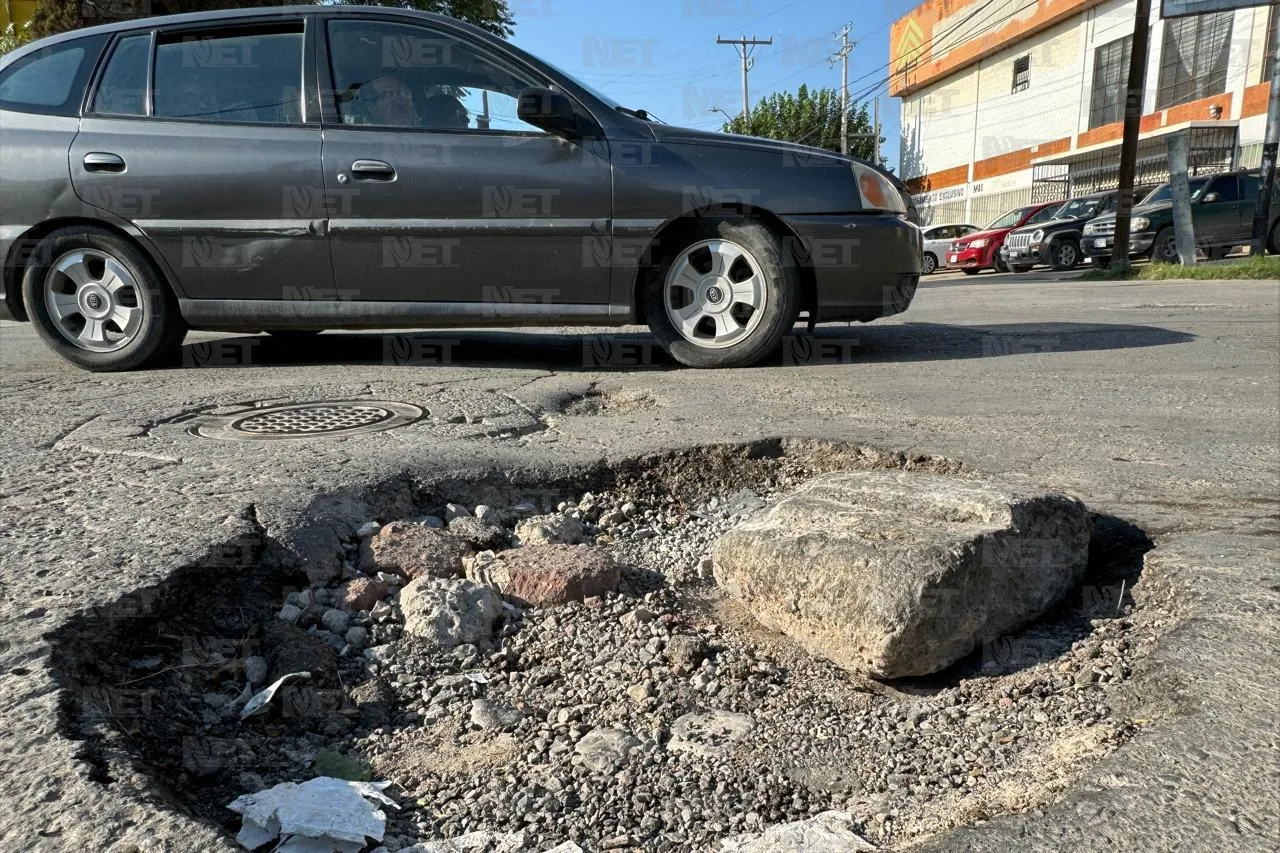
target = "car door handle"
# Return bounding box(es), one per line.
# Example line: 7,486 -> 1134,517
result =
83,152 -> 126,173
350,159 -> 396,182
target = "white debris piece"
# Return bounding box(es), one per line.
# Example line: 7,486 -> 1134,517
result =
402,830 -> 524,852
718,811 -> 876,852
542,844 -> 585,853
239,671 -> 311,720
228,777 -> 398,853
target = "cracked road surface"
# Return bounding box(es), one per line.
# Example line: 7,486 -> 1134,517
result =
1,274 -> 1278,852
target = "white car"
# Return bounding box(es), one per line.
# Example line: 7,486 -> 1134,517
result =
920,223 -> 981,274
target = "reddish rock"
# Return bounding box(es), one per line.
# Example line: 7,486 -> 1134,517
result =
339,577 -> 387,612
471,545 -> 619,607
361,521 -> 472,579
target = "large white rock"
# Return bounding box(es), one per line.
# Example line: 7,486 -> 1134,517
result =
400,577 -> 504,650
712,471 -> 1090,678
718,811 -> 874,852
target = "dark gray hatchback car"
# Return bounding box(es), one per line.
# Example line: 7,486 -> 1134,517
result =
0,5 -> 921,371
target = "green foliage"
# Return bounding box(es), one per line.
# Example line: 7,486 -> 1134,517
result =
0,22 -> 34,56
30,0 -> 513,39
721,84 -> 884,162
1079,254 -> 1280,281
312,748 -> 372,782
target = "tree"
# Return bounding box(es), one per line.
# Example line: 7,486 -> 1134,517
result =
722,84 -> 885,164
0,22 -> 34,56
30,0 -> 513,40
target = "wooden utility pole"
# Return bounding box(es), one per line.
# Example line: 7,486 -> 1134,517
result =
717,35 -> 773,121
1110,0 -> 1152,273
831,25 -> 854,155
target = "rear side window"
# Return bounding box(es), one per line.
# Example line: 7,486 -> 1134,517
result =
0,35 -> 107,115
92,34 -> 150,116
153,27 -> 303,124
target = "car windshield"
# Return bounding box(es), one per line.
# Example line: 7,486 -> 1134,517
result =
984,206 -> 1034,230
1026,204 -> 1063,224
1055,198 -> 1102,219
1140,178 -> 1211,206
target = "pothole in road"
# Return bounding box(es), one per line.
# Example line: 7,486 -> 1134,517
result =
49,440 -> 1171,853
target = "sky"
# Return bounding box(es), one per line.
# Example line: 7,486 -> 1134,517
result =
508,0 -> 922,172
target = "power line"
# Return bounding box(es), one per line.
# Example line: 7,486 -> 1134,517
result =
717,35 -> 774,120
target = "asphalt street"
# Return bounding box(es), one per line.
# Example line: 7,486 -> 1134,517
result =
0,268 -> 1277,852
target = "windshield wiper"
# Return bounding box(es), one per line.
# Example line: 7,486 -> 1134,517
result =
615,106 -> 665,123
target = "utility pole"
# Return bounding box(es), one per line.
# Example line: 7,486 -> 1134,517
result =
717,35 -> 773,122
831,25 -> 854,155
1250,49 -> 1279,256
874,97 -> 881,164
1110,0 -> 1152,274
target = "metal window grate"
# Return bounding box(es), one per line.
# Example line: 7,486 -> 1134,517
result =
1156,12 -> 1232,112
1088,35 -> 1132,130
1011,55 -> 1030,94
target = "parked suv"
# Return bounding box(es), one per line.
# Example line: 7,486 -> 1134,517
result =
1082,170 -> 1280,266
0,6 -> 921,371
921,223 -> 980,274
1000,188 -> 1154,272
946,202 -> 1062,275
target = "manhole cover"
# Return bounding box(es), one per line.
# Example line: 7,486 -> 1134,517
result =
193,401 -> 423,441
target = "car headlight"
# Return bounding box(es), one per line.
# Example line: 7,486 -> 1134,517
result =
970,238 -> 989,248
1083,223 -> 1096,235
1031,230 -> 1044,243
851,163 -> 906,214
1131,216 -> 1150,231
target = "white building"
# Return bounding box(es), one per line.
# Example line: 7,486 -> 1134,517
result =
890,0 -> 1278,225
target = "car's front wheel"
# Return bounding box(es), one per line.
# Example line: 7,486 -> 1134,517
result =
1269,220 -> 1280,256
643,219 -> 798,368
1050,239 -> 1082,270
1151,228 -> 1179,263
22,226 -> 185,371
922,252 -> 938,275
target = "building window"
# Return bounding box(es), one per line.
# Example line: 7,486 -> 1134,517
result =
1011,55 -> 1030,93
1089,35 -> 1132,129
1264,6 -> 1278,85
1156,12 -> 1232,111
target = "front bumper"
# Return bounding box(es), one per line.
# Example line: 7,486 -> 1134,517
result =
781,213 -> 921,323
1001,243 -> 1051,267
945,244 -> 994,269
1082,232 -> 1155,259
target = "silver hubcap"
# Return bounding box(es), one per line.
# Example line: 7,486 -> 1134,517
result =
44,250 -> 143,353
664,239 -> 767,349
1060,244 -> 1077,265
923,254 -> 936,273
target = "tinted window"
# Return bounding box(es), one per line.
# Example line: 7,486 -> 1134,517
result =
1027,205 -> 1062,224
1205,175 -> 1240,202
326,20 -> 548,133
154,28 -> 303,124
93,35 -> 150,116
1055,198 -> 1102,219
1243,175 -> 1260,201
0,36 -> 106,115
1142,178 -> 1210,205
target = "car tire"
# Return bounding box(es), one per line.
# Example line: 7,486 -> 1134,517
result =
22,226 -> 185,371
1050,239 -> 1082,271
961,268 -> 981,276
993,255 -> 1010,273
1268,220 -> 1280,256
643,218 -> 799,368
1151,227 -> 1179,264
922,252 -> 938,275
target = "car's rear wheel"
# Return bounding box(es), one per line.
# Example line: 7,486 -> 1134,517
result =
1151,228 -> 1178,263
22,227 -> 184,371
1268,220 -> 1280,255
922,252 -> 938,275
961,268 -> 981,276
1050,239 -> 1081,271
643,219 -> 798,368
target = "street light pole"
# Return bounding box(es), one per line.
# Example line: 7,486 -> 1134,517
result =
1110,0 -> 1152,274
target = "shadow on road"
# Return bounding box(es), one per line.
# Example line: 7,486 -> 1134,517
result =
177,321 -> 1195,371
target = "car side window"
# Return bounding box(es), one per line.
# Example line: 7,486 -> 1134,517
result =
1242,176 -> 1260,202
325,20 -> 549,133
92,34 -> 150,116
1207,175 -> 1241,203
153,27 -> 303,124
0,36 -> 106,115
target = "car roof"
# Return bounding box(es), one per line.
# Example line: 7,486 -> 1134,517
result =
2,4 -> 485,57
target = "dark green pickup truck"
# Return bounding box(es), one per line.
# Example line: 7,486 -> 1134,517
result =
1081,169 -> 1280,266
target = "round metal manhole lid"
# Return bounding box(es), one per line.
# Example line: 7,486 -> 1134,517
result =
193,401 -> 423,441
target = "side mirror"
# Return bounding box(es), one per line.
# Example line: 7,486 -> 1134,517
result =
1201,192 -> 1221,204
517,88 -> 579,138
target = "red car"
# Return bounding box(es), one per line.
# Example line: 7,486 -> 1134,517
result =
945,202 -> 1063,275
